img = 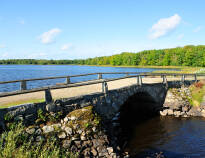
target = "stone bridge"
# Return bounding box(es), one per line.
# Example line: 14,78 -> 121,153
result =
0,79 -> 195,129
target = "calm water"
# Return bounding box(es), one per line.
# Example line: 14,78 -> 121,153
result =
0,65 -> 172,92
126,116 -> 205,158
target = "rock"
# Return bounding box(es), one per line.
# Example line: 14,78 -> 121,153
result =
70,116 -> 77,121
42,125 -> 54,133
36,136 -> 44,142
74,140 -> 82,148
201,109 -> 205,117
182,106 -> 189,112
58,132 -> 67,139
174,111 -> 181,117
80,132 -> 87,141
98,146 -> 108,157
167,109 -> 174,115
92,127 -> 96,132
180,112 -> 185,116
93,139 -> 100,147
73,124 -> 80,130
77,129 -> 83,134
46,103 -> 57,112
83,148 -> 91,157
26,127 -> 35,135
62,139 -> 72,148
188,107 -> 202,116
71,135 -> 79,141
71,145 -> 78,153
64,117 -> 69,123
35,128 -> 42,135
52,123 -> 61,130
65,127 -> 73,135
91,148 -> 98,157
107,147 -> 114,154
160,110 -> 167,116
14,115 -> 24,121
83,140 -> 93,147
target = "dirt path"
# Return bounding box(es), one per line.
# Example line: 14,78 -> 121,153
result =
0,76 -> 200,107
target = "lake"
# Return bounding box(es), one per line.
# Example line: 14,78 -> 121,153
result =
126,116 -> 205,158
0,65 -> 173,92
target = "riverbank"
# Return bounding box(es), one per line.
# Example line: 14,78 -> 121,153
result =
160,80 -> 205,117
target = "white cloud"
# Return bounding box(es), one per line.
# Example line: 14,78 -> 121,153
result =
193,26 -> 202,33
39,28 -> 61,44
177,34 -> 184,39
149,14 -> 181,39
61,43 -> 73,51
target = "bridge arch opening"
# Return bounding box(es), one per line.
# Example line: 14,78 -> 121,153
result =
117,92 -> 160,146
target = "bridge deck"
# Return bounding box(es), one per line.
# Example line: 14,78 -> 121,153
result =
0,76 -> 201,107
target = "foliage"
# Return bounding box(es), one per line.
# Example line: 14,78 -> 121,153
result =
0,45 -> 205,67
189,80 -> 205,106
37,109 -> 46,122
37,109 -> 63,124
0,123 -> 77,158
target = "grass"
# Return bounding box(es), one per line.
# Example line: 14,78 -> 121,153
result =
153,66 -> 203,74
0,99 -> 45,109
189,80 -> 205,106
0,123 -> 78,158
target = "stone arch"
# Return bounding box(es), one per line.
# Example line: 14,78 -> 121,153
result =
119,91 -> 159,125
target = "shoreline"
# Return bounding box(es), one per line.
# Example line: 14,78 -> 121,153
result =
1,63 -> 202,69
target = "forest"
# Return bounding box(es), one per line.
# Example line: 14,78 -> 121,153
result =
0,45 -> 205,67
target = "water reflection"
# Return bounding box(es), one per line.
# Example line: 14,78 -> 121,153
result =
126,116 -> 205,158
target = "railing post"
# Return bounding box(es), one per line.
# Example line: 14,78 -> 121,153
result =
140,75 -> 142,85
161,75 -> 167,84
66,76 -> 70,84
137,76 -> 140,85
194,74 -> 197,82
137,75 -> 142,85
20,80 -> 27,90
102,81 -> 108,93
98,73 -> 102,79
45,88 -> 53,104
181,74 -> 185,85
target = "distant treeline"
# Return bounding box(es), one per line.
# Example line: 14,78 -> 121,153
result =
1,45 -> 205,67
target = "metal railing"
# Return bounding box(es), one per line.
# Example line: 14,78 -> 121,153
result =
0,72 -> 204,99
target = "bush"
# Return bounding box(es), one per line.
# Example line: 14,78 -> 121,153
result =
194,81 -> 204,88
0,123 -> 77,158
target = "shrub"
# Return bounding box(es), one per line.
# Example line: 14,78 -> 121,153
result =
0,123 -> 78,158
194,82 -> 204,89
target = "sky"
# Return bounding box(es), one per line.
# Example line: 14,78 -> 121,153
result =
0,0 -> 204,59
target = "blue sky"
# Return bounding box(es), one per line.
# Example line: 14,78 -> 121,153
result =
0,0 -> 204,59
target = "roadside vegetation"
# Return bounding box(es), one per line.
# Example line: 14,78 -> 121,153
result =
189,80 -> 205,106
0,99 -> 45,109
0,123 -> 77,158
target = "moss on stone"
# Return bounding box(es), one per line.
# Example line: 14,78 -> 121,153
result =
66,106 -> 101,130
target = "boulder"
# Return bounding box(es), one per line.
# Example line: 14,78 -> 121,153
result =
65,127 -> 73,135
160,110 -> 168,116
174,111 -> 181,117
42,125 -> 54,133
58,132 -> 67,139
167,109 -> 174,115
26,127 -> 35,135
62,139 -> 72,148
